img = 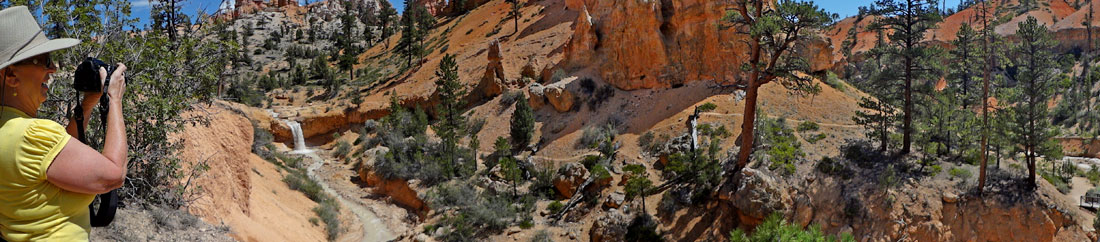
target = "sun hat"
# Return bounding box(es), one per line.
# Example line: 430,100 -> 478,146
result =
0,6 -> 80,70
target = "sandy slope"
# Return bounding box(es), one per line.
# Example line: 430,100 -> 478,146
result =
174,104 -> 329,242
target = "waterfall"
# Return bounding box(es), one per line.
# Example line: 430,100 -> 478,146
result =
285,120 -> 311,154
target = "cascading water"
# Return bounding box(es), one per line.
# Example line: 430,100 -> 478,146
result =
285,120 -> 312,154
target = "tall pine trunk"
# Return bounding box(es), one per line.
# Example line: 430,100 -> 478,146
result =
903,56 -> 913,154
978,1 -> 992,193
736,84 -> 760,170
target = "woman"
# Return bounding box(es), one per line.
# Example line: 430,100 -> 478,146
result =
0,6 -> 128,241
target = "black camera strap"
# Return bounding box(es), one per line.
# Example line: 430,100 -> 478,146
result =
73,101 -> 119,227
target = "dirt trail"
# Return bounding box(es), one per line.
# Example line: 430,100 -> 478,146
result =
1067,177 -> 1095,207
303,152 -> 396,242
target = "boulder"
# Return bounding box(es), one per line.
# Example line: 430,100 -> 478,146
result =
726,168 -> 792,227
589,209 -> 630,242
357,146 -> 391,187
544,77 -> 576,112
528,83 -> 547,110
942,192 -> 959,204
792,194 -> 813,228
605,191 -> 625,209
554,163 -> 589,199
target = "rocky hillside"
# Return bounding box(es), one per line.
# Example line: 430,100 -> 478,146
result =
173,0 -> 1100,241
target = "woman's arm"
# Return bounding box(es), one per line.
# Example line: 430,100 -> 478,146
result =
64,93 -> 102,137
47,64 -> 128,194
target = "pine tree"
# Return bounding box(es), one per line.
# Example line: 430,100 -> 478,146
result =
511,0 -> 522,34
152,0 -> 188,41
623,164 -> 652,212
396,2 -> 432,68
1008,16 -> 1064,188
854,97 -> 899,153
867,0 -> 942,154
434,54 -> 467,178
495,137 -> 521,199
379,1 -> 398,49
950,23 -> 982,109
726,0 -> 834,171
510,94 -> 535,150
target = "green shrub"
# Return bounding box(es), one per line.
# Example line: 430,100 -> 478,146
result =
815,157 -> 852,180
428,182 -> 531,240
1086,166 -> 1100,185
807,133 -> 827,144
1041,171 -> 1071,194
697,102 -> 718,112
949,168 -> 972,180
333,141 -> 351,158
501,90 -> 524,107
929,165 -> 943,177
546,200 -> 564,214
761,118 -> 803,175
531,230 -> 552,242
729,213 -> 854,242
824,71 -> 846,92
313,199 -> 341,240
638,132 -> 655,152
577,125 -> 615,149
797,121 -> 820,132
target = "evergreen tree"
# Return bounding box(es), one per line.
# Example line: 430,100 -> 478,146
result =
510,94 -> 535,150
379,1 -> 398,49
151,0 -> 188,40
854,97 -> 899,152
623,164 -> 653,212
511,0 -> 522,34
434,54 -> 467,178
726,0 -> 834,171
452,0 -> 468,15
495,137 -> 521,199
1008,16 -> 1064,188
867,0 -> 942,154
950,23 -> 982,109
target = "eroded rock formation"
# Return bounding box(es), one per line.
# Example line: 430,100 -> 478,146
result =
562,0 -> 832,90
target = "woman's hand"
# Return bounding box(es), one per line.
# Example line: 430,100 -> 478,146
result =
106,63 -> 126,103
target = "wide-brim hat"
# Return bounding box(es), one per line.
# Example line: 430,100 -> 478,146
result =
0,6 -> 80,70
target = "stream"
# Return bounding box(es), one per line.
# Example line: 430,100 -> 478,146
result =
280,115 -> 395,241
305,152 -> 396,242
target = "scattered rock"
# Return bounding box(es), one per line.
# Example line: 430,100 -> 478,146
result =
414,233 -> 432,242
590,209 -> 630,242
554,163 -> 589,199
605,192 -> 625,209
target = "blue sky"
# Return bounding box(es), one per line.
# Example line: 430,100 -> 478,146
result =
820,0 -> 963,18
127,0 -> 963,28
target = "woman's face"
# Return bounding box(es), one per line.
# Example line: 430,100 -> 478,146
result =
2,54 -> 56,108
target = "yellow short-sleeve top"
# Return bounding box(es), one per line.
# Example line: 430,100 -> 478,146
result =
0,106 -> 94,241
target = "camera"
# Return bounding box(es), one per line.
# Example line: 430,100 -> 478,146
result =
73,57 -> 114,92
